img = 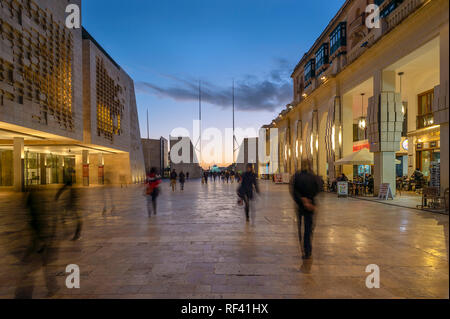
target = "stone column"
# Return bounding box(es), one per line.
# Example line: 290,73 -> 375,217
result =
326,96 -> 342,181
99,153 -> 104,185
13,137 -> 24,192
342,94 -> 354,179
433,23 -> 449,194
82,150 -> 89,186
369,70 -> 403,196
40,154 -> 47,185
312,110 -> 319,175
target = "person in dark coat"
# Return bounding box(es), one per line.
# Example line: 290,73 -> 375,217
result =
290,161 -> 320,260
237,164 -> 260,222
170,170 -> 177,192
179,171 -> 186,191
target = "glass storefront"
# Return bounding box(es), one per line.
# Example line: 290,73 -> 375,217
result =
0,150 -> 13,187
24,152 -> 76,186
416,140 -> 440,178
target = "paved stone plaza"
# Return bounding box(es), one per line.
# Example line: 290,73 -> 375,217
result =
0,180 -> 448,299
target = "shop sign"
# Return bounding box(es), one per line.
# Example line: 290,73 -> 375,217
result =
378,183 -> 394,200
274,174 -> 283,184
337,182 -> 348,197
353,141 -> 370,152
416,143 -> 423,150
401,139 -> 409,151
430,141 -> 437,148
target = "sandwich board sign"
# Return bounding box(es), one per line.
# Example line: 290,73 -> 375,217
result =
337,182 -> 349,198
378,183 -> 394,200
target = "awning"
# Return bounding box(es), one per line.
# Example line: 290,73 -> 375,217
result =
335,148 -> 401,165
335,148 -> 374,166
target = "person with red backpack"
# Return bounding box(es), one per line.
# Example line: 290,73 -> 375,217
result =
146,167 -> 161,217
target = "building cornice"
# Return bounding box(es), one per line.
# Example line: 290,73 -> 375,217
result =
291,0 -> 354,77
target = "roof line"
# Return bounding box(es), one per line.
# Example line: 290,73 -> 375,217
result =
82,27 -> 121,70
291,0 -> 353,77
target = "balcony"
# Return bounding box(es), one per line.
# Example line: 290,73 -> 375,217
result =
385,0 -> 427,34
347,31 -> 376,64
349,13 -> 366,33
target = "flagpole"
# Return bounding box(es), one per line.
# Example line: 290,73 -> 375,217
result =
147,108 -> 149,139
232,79 -> 235,164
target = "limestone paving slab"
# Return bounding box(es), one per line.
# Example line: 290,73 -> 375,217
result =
0,180 -> 448,299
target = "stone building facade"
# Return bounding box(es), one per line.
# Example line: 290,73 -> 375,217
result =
142,137 -> 169,176
265,0 -> 449,196
0,0 -> 145,190
169,136 -> 202,179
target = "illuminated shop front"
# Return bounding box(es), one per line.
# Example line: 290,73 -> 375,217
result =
0,148 -> 13,187
24,151 -> 76,186
415,130 -> 441,178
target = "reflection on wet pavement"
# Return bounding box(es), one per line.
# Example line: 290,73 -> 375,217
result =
0,180 -> 448,299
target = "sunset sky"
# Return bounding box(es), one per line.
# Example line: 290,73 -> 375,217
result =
82,0 -> 345,165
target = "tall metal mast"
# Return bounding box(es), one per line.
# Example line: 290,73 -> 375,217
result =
147,108 -> 149,139
194,80 -> 202,166
232,80 -> 235,163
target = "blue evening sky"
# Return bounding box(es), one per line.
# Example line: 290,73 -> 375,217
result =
82,0 -> 344,143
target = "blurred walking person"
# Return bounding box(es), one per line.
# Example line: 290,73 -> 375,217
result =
237,164 -> 259,222
55,176 -> 82,241
179,171 -> 186,191
15,186 -> 60,299
290,161 -> 320,260
170,169 -> 177,192
203,170 -> 209,185
146,167 -> 161,216
102,172 -> 115,216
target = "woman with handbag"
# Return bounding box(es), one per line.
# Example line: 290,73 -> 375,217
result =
146,167 -> 161,216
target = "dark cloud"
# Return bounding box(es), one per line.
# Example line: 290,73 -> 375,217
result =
135,59 -> 293,112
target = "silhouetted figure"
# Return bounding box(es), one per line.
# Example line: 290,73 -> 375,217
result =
291,162 -> 320,260
179,171 -> 186,191
412,169 -> 425,190
237,164 -> 259,222
170,170 -> 177,192
15,186 -> 59,299
146,167 -> 161,216
186,172 -> 190,180
55,178 -> 82,241
203,171 -> 209,185
102,173 -> 115,216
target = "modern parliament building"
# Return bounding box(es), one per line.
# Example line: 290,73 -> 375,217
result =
265,0 -> 449,196
0,0 -> 146,191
